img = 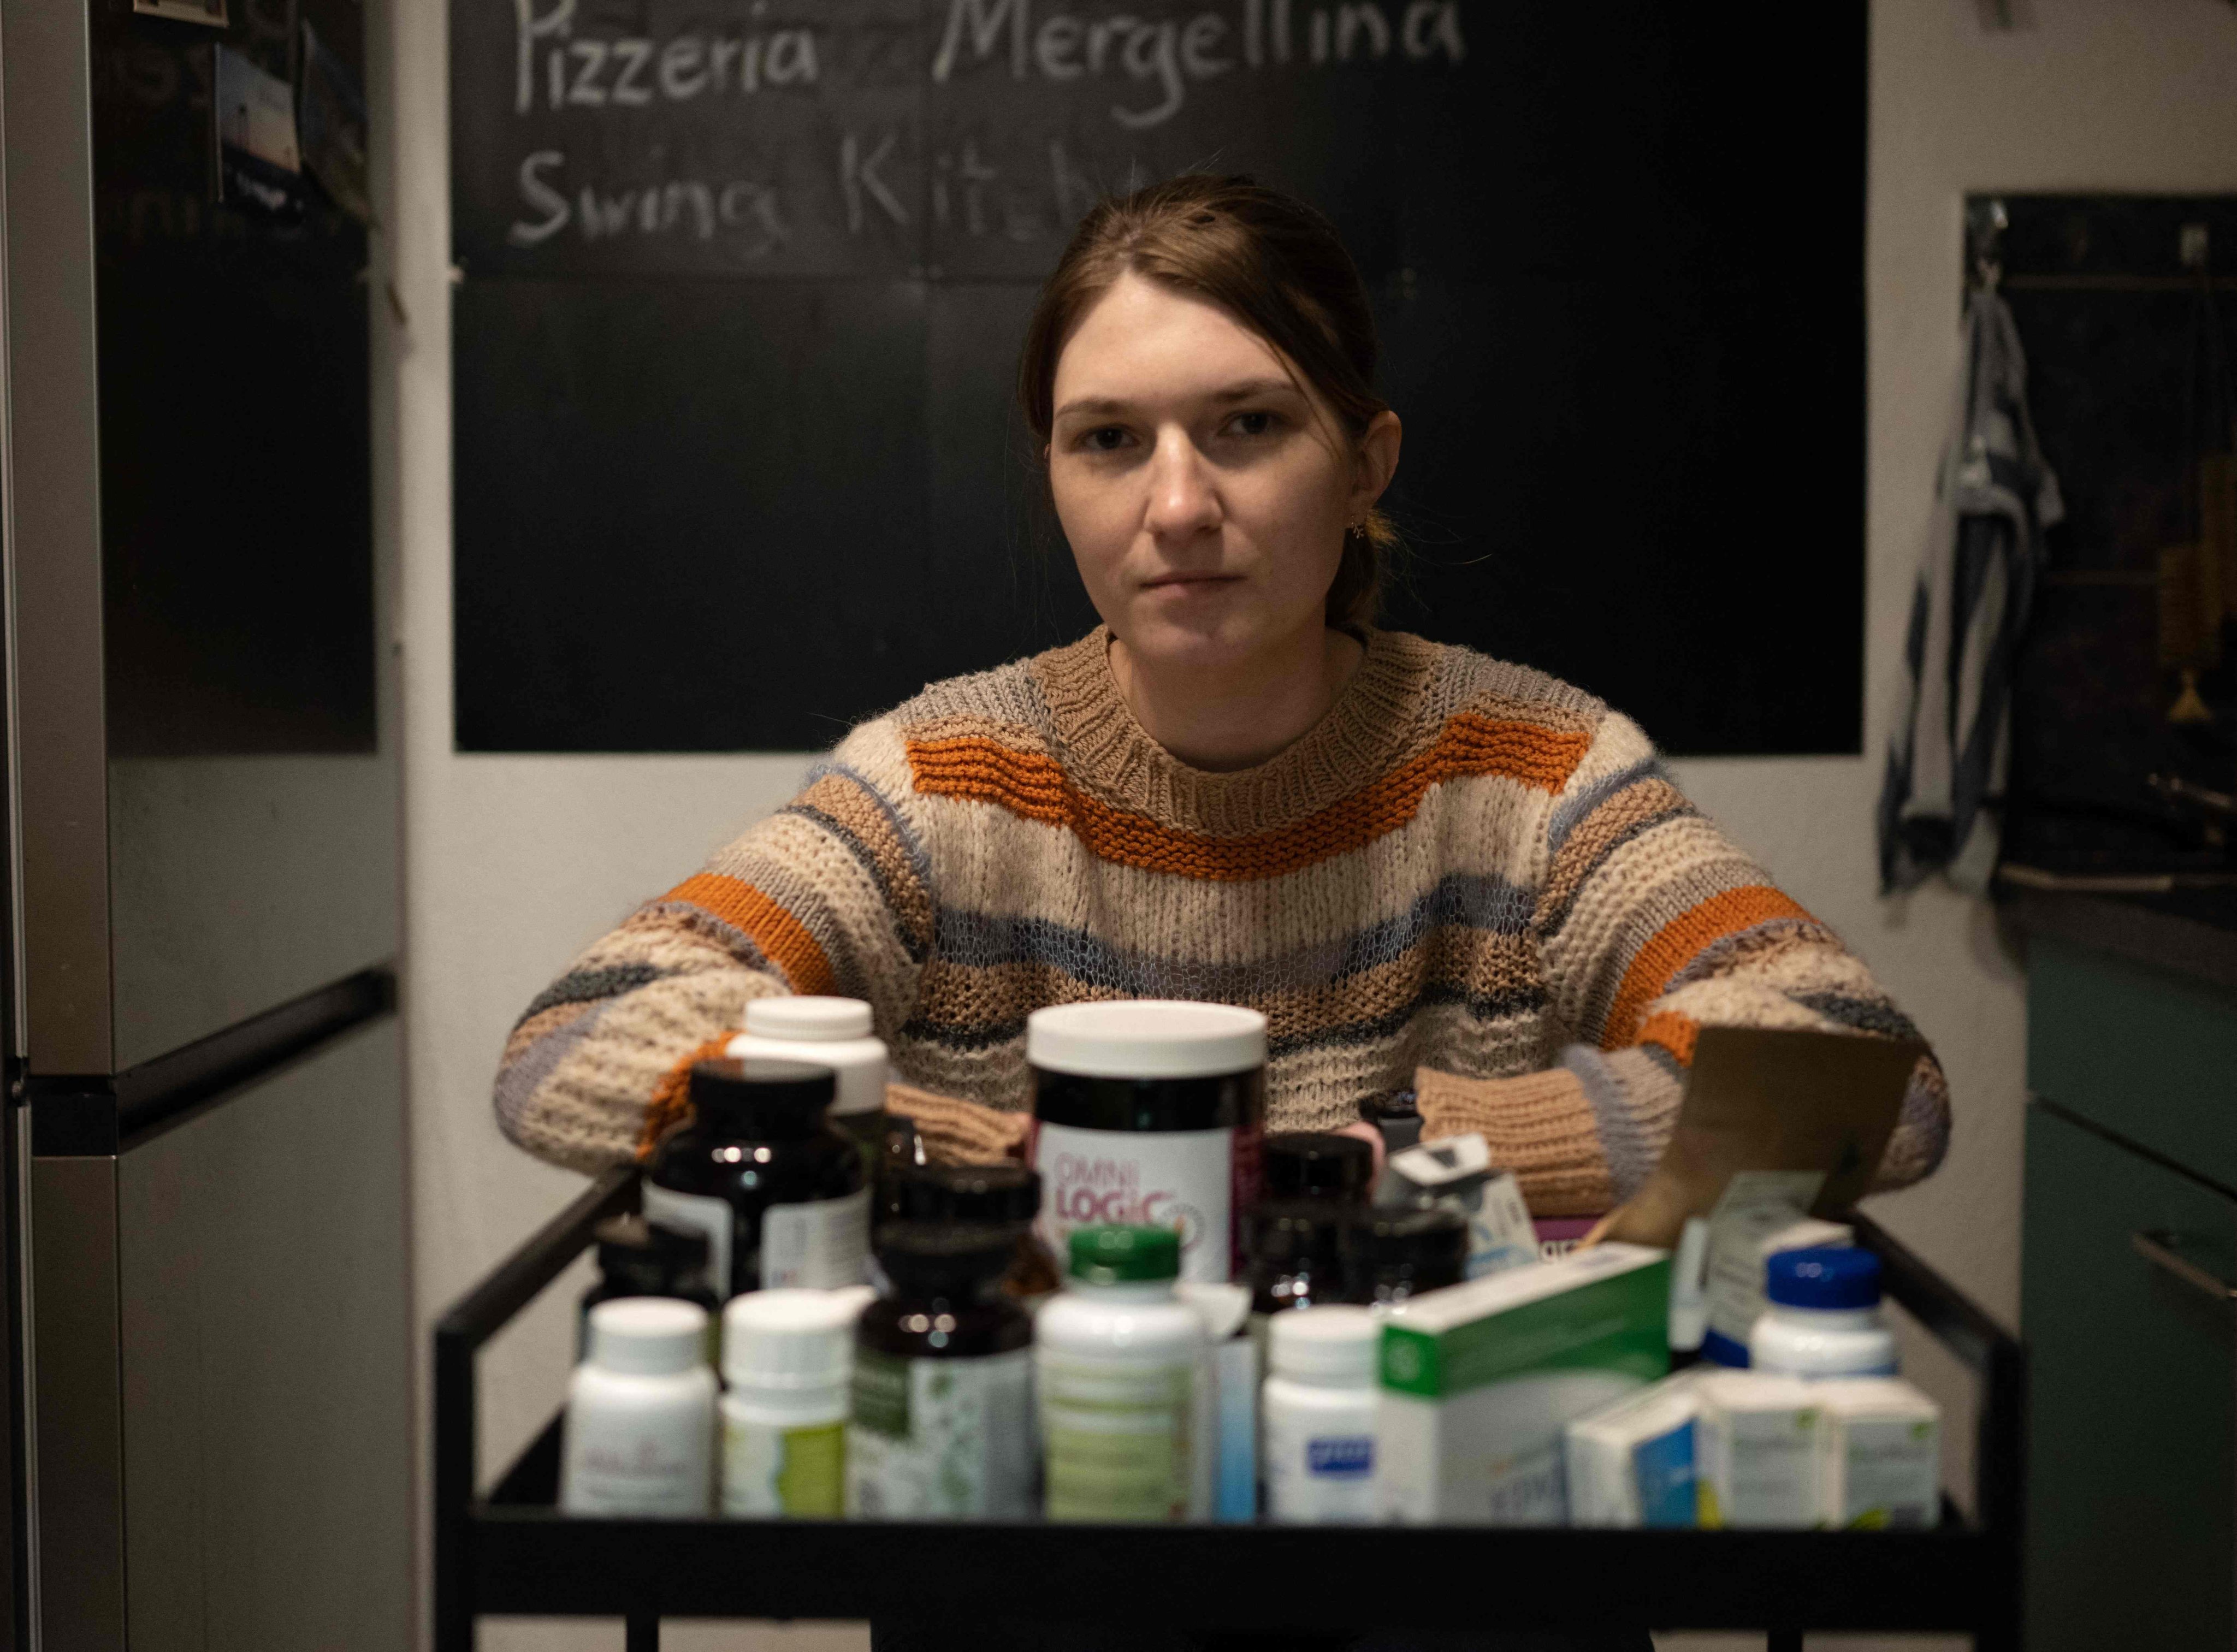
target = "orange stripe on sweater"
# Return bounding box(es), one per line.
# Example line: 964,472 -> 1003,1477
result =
907,712 -> 1591,881
636,1035 -> 737,1159
1601,886 -> 1812,1049
1636,1010 -> 1699,1066
659,873 -> 836,997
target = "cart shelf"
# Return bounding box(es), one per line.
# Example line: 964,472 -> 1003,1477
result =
437,1169 -> 2023,1652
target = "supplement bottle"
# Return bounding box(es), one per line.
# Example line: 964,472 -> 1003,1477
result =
719,1288 -> 857,1516
847,1226 -> 1034,1519
1037,1224 -> 1211,1521
577,1214 -> 720,1357
895,1163 -> 1063,1304
1027,1000 -> 1267,1282
561,1298 -> 717,1517
1749,1248 -> 1899,1378
728,997 -> 920,1234
642,1057 -> 869,1298
1261,1305 -> 1380,1523
1341,1207 -> 1467,1306
1263,1132 -> 1376,1206
1246,1204 -> 1352,1321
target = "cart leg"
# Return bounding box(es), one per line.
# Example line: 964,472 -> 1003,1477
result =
625,1610 -> 659,1652
1766,1633 -> 1803,1652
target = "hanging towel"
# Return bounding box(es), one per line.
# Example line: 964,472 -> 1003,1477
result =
1877,286 -> 2063,894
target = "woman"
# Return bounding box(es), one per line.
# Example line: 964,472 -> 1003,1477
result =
497,174 -> 1948,1227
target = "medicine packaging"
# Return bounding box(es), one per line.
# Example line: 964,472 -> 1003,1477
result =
1695,1371 -> 1824,1529
1563,1367 -> 1709,1527
1816,1378 -> 1941,1529
1376,1242 -> 1670,1525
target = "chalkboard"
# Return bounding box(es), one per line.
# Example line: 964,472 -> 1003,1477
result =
452,0 -> 1865,754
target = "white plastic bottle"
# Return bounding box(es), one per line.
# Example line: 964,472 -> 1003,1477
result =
1036,1224 -> 1211,1522
1262,1304 -> 1380,1523
1749,1247 -> 1899,1379
561,1298 -> 717,1516
728,997 -> 889,1119
720,1288 -> 856,1517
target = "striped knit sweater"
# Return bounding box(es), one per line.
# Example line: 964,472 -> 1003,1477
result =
496,628 -> 1950,1215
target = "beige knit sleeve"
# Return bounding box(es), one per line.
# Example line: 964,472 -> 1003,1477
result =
1526,709 -> 1951,1204
491,721 -> 937,1173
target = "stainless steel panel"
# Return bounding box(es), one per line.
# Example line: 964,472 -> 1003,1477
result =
29,1154 -> 125,1651
118,1017 -> 409,1652
1,0 -> 112,1076
108,757 -> 398,1070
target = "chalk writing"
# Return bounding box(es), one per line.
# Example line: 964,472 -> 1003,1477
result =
513,0 -> 820,114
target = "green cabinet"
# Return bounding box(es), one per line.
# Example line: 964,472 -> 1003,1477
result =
2025,933 -> 2237,1652
2025,1105 -> 2236,1650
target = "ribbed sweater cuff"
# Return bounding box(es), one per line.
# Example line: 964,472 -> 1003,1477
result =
1413,1064 -> 1615,1217
886,1081 -> 1030,1165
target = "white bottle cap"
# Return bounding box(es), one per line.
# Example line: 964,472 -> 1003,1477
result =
745,996 -> 874,1041
730,998 -> 886,1117
1026,1000 -> 1267,1080
721,1288 -> 858,1389
1269,1304 -> 1380,1381
587,1298 -> 709,1377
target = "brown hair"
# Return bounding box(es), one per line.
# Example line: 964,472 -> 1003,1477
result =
1017,174 -> 1399,631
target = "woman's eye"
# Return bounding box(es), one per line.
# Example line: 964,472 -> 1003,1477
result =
1228,410 -> 1279,437
1080,426 -> 1132,453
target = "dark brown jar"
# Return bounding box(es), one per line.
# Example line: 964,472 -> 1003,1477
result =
1262,1132 -> 1375,1205
641,1057 -> 868,1298
1245,1202 -> 1352,1320
1342,1207 -> 1469,1305
848,1225 -> 1034,1518
895,1163 -> 1062,1304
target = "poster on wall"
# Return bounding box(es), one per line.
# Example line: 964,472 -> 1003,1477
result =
448,0 -> 1867,755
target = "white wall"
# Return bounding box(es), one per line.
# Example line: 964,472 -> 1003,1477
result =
384,0 -> 2237,1644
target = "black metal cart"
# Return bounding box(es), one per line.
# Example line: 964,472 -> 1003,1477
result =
435,1169 -> 2025,1652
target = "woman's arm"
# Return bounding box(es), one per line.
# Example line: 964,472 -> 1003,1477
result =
1418,709 -> 1951,1216
493,723 -> 936,1171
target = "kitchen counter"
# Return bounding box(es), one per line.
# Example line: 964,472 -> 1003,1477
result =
2003,881 -> 2237,995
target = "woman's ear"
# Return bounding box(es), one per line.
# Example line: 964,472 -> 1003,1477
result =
1353,410 -> 1402,515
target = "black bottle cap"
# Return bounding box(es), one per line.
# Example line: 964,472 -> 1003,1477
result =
895,1163 -> 1041,1227
1246,1201 -> 1351,1268
876,1222 -> 1020,1288
1263,1132 -> 1375,1204
688,1056 -> 837,1132
1344,1207 -> 1469,1284
592,1214 -> 712,1294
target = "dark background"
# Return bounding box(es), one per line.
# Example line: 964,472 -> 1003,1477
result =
96,0 -> 375,758
450,0 -> 1866,754
1996,194 -> 2237,875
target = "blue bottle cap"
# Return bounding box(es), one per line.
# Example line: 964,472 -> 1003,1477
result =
1765,1246 -> 1881,1310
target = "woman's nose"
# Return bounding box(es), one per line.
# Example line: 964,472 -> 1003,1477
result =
1143,431 -> 1221,540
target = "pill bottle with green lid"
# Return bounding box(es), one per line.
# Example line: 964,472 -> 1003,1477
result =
719,1288 -> 857,1516
642,1057 -> 868,1298
847,1225 -> 1034,1519
1036,1224 -> 1210,1522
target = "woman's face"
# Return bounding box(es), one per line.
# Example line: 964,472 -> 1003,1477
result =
1048,271 -> 1394,671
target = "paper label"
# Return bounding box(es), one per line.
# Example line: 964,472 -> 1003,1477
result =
721,1413 -> 844,1516
563,1406 -> 710,1516
1264,1405 -> 1377,1523
640,1183 -> 735,1296
1701,1171 -> 1834,1358
1466,1170 -> 1540,1277
1824,1413 -> 1938,1529
1039,1352 -> 1197,1521
846,1348 -> 1033,1518
1035,1122 -> 1233,1282
761,1188 -> 871,1289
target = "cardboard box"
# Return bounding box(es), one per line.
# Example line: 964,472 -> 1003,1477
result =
1695,1371 -> 1824,1528
1376,1242 -> 1670,1525
1817,1378 -> 1940,1529
1564,1367 -> 1709,1527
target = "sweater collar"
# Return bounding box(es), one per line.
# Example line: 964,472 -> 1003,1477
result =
1030,624 -> 1436,836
